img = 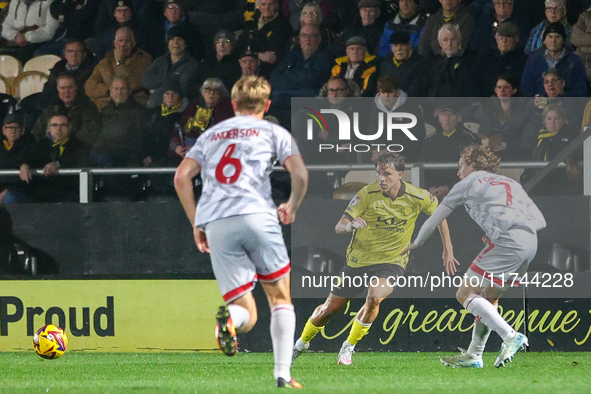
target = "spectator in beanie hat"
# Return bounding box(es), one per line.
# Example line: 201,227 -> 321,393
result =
142,26 -> 201,108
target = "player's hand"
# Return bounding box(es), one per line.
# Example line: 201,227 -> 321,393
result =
351,217 -> 367,229
400,243 -> 417,255
194,227 -> 210,253
442,250 -> 461,276
277,201 -> 294,224
482,235 -> 491,245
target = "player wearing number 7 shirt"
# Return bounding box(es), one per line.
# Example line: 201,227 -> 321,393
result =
174,76 -> 308,389
402,144 -> 546,369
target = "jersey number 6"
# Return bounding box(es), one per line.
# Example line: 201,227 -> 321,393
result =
215,143 -> 242,184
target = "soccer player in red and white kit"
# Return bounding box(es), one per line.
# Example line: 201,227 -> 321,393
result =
174,76 -> 308,388
402,144 -> 546,368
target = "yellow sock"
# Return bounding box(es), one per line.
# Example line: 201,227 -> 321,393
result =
301,318 -> 323,343
346,318 -> 371,345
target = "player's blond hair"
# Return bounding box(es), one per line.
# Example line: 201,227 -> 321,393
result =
231,76 -> 271,114
460,144 -> 501,173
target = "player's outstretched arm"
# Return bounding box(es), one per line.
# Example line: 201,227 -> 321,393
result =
437,219 -> 460,275
400,204 -> 454,255
278,155 -> 308,224
174,158 -> 202,226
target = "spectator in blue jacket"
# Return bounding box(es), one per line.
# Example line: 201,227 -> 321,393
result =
521,22 -> 587,97
524,0 -> 572,55
377,0 -> 427,57
269,24 -> 332,111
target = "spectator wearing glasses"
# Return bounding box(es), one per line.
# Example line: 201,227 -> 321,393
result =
571,5 -> 591,82
19,112 -> 90,203
283,0 -> 335,32
528,68 -> 584,140
41,39 -> 96,108
293,1 -> 335,49
0,113 -> 34,205
525,0 -> 571,55
173,78 -> 234,163
468,0 -> 529,54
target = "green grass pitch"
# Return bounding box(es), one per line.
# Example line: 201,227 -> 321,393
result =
0,352 -> 589,393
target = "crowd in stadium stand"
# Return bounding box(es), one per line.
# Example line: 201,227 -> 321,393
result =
0,0 -> 590,203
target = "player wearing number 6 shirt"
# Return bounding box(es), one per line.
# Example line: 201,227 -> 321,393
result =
293,152 -> 458,366
402,144 -> 546,369
174,76 -> 308,389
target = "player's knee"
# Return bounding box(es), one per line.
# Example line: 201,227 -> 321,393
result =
455,288 -> 468,304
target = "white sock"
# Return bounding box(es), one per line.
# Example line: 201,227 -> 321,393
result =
467,318 -> 491,358
228,304 -> 250,331
344,339 -> 355,350
271,304 -> 296,381
463,295 -> 515,342
295,338 -> 307,351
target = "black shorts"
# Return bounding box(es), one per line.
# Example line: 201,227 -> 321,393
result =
331,263 -> 405,298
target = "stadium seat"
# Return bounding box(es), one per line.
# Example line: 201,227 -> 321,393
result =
17,92 -> 44,131
333,182 -> 367,200
0,93 -> 17,121
0,55 -> 22,79
548,243 -> 573,272
12,71 -> 49,99
0,75 -> 12,95
23,54 -> 61,75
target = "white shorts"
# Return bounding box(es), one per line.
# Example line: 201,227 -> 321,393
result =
205,212 -> 290,303
465,227 -> 538,290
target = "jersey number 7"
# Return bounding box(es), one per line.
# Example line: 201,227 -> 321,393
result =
490,181 -> 513,206
215,143 -> 242,184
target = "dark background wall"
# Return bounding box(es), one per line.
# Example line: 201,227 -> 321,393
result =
1,196 -> 589,277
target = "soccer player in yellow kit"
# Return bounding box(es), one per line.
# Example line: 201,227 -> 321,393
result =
293,152 -> 458,365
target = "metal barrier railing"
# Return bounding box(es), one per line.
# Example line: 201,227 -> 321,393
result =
0,161 -> 570,203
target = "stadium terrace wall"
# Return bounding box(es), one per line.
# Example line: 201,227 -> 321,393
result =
0,197 -> 590,352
